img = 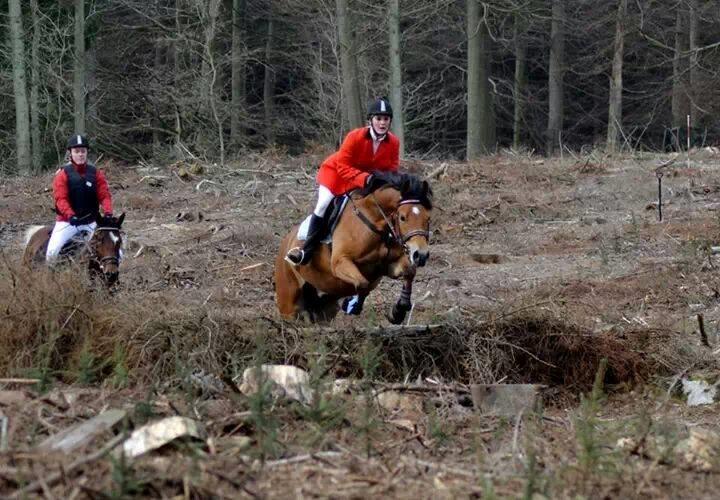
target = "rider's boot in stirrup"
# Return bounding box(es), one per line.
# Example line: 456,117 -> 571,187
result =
285,214 -> 325,266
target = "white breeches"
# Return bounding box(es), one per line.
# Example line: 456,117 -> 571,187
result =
45,221 -> 96,262
313,185 -> 335,217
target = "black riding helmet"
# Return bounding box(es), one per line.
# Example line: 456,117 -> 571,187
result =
367,97 -> 393,119
67,134 -> 90,150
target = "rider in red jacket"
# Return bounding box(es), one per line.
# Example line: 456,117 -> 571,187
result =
46,135 -> 114,261
285,97 -> 400,266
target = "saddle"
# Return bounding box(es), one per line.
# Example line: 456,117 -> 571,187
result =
297,195 -> 349,243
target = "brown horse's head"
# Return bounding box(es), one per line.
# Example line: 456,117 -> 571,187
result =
395,176 -> 433,267
370,173 -> 433,268
90,212 -> 125,285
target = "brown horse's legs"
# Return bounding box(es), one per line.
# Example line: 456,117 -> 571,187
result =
274,242 -> 305,318
388,276 -> 414,325
331,256 -> 370,290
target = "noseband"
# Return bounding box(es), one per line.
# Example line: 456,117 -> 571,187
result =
395,199 -> 431,244
90,226 -> 122,269
350,195 -> 430,254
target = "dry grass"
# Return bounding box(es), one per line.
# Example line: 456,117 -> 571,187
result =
4,152 -> 720,497
1,254 -> 693,400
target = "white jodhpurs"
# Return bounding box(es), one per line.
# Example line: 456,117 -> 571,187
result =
313,185 -> 335,217
45,221 -> 96,262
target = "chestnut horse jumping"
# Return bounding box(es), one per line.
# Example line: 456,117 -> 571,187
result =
23,213 -> 126,286
275,174 -> 432,323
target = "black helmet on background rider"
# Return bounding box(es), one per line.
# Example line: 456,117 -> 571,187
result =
67,134 -> 90,150
367,97 -> 393,120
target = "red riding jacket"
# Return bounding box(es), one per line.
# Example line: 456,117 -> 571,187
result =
316,127 -> 400,195
53,162 -> 113,222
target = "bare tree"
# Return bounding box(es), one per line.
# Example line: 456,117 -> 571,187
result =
264,2 -> 276,145
73,0 -> 86,134
336,0 -> 364,131
388,0 -> 405,158
606,0 -> 627,152
688,0 -> 699,125
30,0 -> 42,169
203,0 -> 225,163
467,0 -> 495,159
671,4 -> 689,129
8,0 -> 32,174
512,9 -> 527,150
230,0 -> 246,146
545,0 -> 565,156
173,0 -> 183,153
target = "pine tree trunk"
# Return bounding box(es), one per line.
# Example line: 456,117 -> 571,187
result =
512,12 -> 527,151
153,41 -> 163,151
688,0 -> 699,126
388,0 -> 405,159
606,0 -> 627,153
467,0 -> 495,160
30,0 -> 42,170
263,8 -> 276,145
8,0 -> 32,175
205,0 -> 224,164
336,0 -> 364,132
230,0 -> 246,146
671,7 -> 688,129
174,0 -> 182,153
86,43 -> 98,131
73,0 -> 86,134
546,0 -> 565,156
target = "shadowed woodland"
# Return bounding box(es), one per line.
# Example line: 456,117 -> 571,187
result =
2,0 -> 720,174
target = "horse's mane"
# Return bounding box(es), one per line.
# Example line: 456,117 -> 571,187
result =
372,172 -> 433,210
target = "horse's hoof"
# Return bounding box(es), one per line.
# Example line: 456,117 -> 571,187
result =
386,310 -> 405,324
387,301 -> 411,324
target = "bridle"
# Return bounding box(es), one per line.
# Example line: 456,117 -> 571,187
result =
350,194 -> 430,254
89,226 -> 122,269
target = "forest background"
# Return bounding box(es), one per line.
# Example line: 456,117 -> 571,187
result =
1,0 -> 719,175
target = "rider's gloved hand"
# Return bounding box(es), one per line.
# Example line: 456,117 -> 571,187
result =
69,215 -> 81,226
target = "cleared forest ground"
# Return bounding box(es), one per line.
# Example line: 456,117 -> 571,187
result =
1,150 -> 720,498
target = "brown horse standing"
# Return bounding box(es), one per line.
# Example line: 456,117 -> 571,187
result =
275,175 -> 432,323
23,213 -> 125,286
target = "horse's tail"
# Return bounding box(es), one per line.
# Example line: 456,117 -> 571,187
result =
24,225 -> 46,246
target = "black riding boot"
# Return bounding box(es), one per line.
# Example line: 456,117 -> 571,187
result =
285,214 -> 325,265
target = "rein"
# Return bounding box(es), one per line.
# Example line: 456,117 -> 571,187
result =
349,193 -> 430,253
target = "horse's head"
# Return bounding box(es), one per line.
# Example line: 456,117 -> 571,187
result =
91,212 -> 125,285
396,177 -> 433,267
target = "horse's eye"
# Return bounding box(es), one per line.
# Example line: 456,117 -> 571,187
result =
400,215 -> 407,222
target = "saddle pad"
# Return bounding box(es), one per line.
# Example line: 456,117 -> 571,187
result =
296,196 -> 349,242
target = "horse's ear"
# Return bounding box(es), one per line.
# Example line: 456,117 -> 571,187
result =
118,212 -> 126,227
